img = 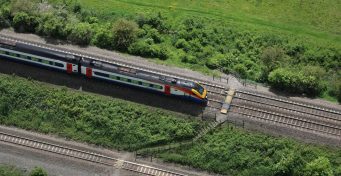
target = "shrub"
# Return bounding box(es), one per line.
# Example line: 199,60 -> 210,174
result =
29,167 -> 48,176
174,38 -> 190,52
92,27 -> 113,49
36,15 -> 66,38
12,12 -> 38,33
67,22 -> 93,45
206,54 -> 224,69
302,157 -> 333,176
112,19 -> 138,51
10,0 -> 36,15
260,46 -> 285,72
268,68 -> 326,96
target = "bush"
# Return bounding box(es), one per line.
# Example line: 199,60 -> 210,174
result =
67,22 -> 93,45
36,15 -> 66,38
128,40 -> 169,60
0,7 -> 10,29
29,167 -> 48,176
268,68 -> 326,96
302,157 -> 333,176
92,27 -> 113,49
112,19 -> 138,51
206,54 -> 224,69
12,12 -> 38,33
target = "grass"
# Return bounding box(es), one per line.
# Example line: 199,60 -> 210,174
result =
74,0 -> 340,45
0,73 -> 203,150
159,125 -> 341,175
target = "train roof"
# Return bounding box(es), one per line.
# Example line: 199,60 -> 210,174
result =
81,58 -> 198,88
0,38 -> 199,89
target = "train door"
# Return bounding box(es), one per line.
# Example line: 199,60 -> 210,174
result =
165,85 -> 171,95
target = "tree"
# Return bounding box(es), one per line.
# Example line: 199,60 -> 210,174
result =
67,22 -> 93,45
29,167 -> 48,176
303,157 -> 333,176
10,0 -> 36,15
92,27 -> 114,49
36,15 -> 66,38
260,46 -> 284,73
12,12 -> 38,33
268,68 -> 326,96
112,19 -> 138,51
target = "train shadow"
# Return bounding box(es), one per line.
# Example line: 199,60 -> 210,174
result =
0,58 -> 204,116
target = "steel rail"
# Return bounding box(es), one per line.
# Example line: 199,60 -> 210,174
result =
230,105 -> 341,137
236,90 -> 341,116
233,94 -> 341,123
0,132 -> 187,176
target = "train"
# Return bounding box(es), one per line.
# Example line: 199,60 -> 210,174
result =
0,38 -> 208,104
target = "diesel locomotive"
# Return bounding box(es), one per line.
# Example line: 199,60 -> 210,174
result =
0,38 -> 207,103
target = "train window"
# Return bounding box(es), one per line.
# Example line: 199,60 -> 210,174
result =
31,57 -> 39,62
0,50 -> 5,54
42,60 -> 49,65
131,80 -> 139,85
127,79 -> 132,83
138,81 -> 142,85
9,52 -> 16,57
149,84 -> 154,88
116,76 -> 120,80
49,61 -> 54,65
20,55 -> 27,59
54,62 -> 64,68
156,85 -> 163,89
16,54 -> 20,57
94,72 -> 109,78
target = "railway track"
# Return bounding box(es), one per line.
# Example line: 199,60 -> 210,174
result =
229,105 -> 341,137
0,132 -> 187,176
231,90 -> 341,138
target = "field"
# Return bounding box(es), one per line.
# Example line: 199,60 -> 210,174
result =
77,0 -> 341,44
0,73 -> 340,175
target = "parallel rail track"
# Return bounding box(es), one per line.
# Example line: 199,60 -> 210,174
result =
0,132 -> 187,176
231,90 -> 341,138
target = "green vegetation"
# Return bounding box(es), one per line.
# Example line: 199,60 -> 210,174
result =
0,165 -> 48,176
0,0 -> 340,102
0,74 -> 202,150
0,165 -> 22,176
0,73 -> 340,175
159,126 -> 341,176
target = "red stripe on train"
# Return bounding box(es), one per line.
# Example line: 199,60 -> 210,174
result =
86,67 -> 92,78
66,63 -> 72,74
165,85 -> 171,95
